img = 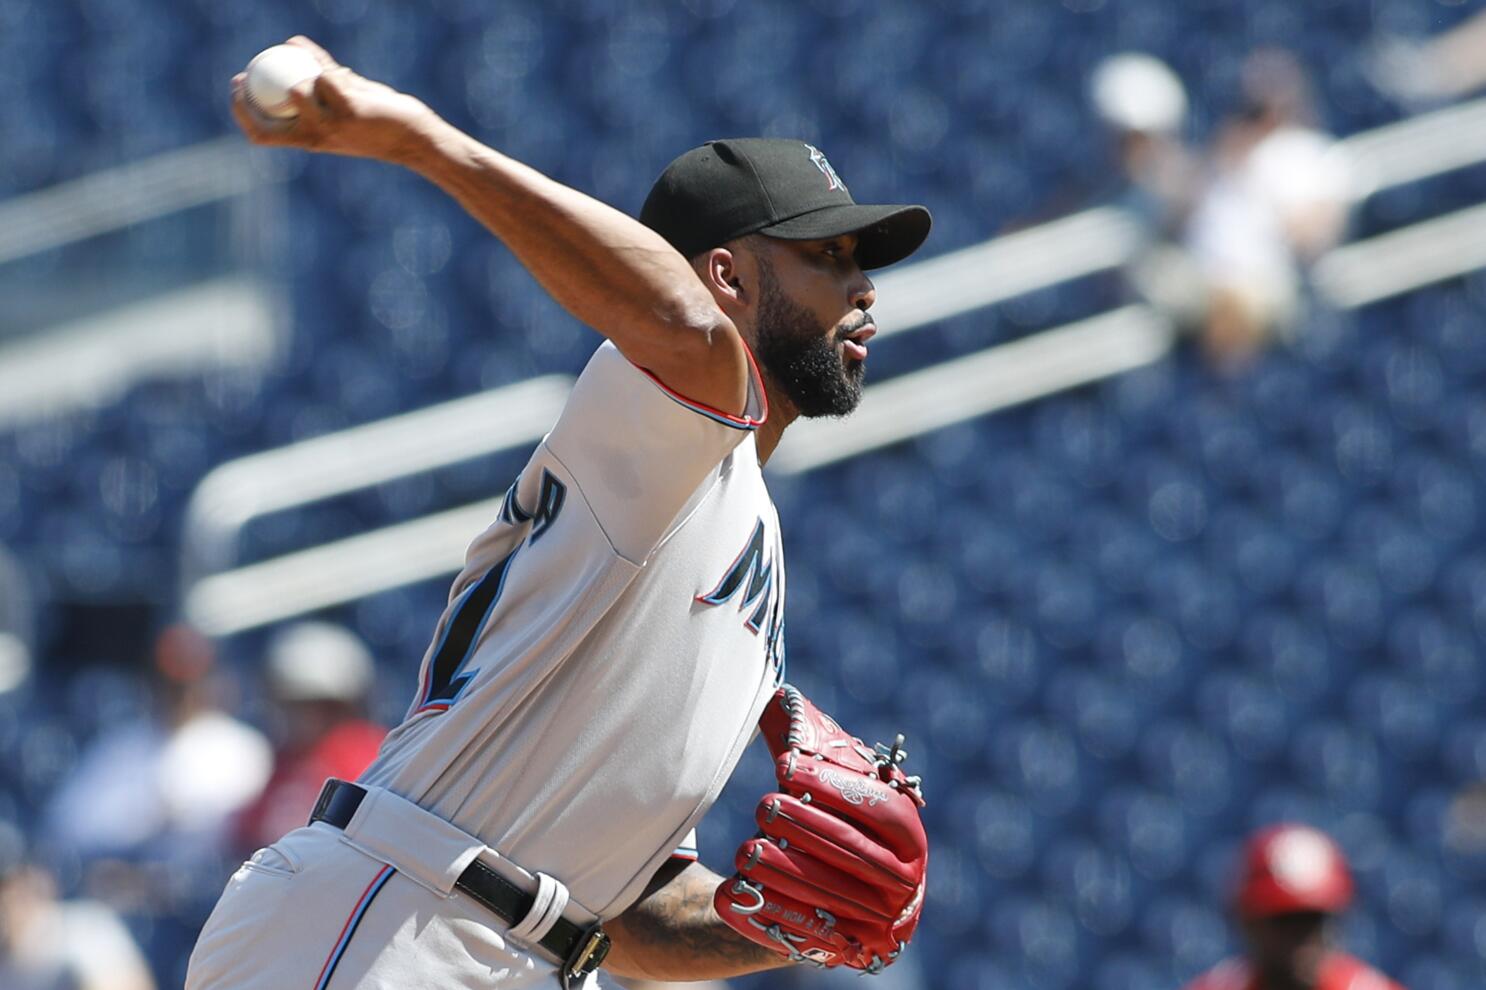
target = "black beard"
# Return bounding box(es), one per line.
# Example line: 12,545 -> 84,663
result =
752,260 -> 864,419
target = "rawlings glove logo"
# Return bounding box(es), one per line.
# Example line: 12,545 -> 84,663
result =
819,769 -> 890,807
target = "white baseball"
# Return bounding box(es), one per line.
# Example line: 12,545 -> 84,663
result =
244,44 -> 323,120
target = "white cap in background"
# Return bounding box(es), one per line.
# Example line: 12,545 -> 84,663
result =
266,621 -> 374,702
1091,53 -> 1188,135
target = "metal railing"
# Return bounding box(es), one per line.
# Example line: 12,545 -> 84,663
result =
0,140 -> 280,428
0,138 -> 258,266
181,375 -> 574,582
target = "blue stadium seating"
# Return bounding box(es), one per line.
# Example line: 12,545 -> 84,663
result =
5,2 -> 1486,987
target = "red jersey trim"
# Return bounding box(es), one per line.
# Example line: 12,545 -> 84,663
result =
631,341 -> 769,431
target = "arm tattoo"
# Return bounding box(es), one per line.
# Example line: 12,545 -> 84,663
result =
605,860 -> 787,979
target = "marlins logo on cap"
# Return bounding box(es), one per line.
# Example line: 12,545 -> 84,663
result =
807,145 -> 847,192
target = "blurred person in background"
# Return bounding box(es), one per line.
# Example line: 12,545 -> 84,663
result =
1086,53 -> 1208,329
1368,8 -> 1486,108
41,624 -> 271,864
36,625 -> 273,989
0,827 -> 156,990
234,622 -> 385,855
1089,52 -> 1198,238
1182,824 -> 1404,990
1182,49 -> 1353,369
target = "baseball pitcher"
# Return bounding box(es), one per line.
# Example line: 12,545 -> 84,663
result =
187,36 -> 931,990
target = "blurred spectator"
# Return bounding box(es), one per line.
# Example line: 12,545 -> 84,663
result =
1181,824 -> 1405,990
0,830 -> 156,990
233,622 -> 385,853
41,625 -> 271,863
1183,50 -> 1353,369
1087,53 -> 1209,332
1089,53 -> 1199,236
1369,9 -> 1486,108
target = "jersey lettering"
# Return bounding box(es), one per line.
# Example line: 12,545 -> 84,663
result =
697,518 -> 773,631
500,469 -> 567,543
698,518 -> 785,675
413,547 -> 518,715
412,470 -> 566,719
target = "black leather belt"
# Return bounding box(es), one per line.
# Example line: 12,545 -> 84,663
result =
309,778 -> 609,988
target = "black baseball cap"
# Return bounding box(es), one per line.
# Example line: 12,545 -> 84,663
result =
640,138 -> 932,270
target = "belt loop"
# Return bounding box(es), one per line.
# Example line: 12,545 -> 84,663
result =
507,872 -> 569,946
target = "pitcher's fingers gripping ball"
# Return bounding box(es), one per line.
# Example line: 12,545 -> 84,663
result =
715,685 -> 928,973
243,43 -> 322,119
231,37 -> 431,160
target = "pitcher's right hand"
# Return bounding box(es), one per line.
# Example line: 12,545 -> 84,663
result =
231,36 -> 441,168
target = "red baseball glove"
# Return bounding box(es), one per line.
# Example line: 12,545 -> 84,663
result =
714,685 -> 928,973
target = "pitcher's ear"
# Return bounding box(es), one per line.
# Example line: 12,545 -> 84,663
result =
700,247 -> 744,302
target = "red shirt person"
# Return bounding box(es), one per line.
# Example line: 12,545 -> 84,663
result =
234,623 -> 386,853
1183,824 -> 1405,990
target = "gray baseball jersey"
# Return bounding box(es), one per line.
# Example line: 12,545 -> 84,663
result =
360,339 -> 785,918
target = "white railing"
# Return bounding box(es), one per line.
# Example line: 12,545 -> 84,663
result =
1313,201 -> 1486,308
1339,97 -> 1486,196
769,306 -> 1174,474
0,278 -> 279,424
187,497 -> 509,637
0,138 -> 257,266
181,375 -> 574,581
179,97 -> 1486,634
868,208 -> 1146,338
0,139 -> 279,429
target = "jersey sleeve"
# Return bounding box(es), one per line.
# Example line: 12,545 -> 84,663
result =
670,829 -> 699,862
541,340 -> 767,563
